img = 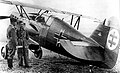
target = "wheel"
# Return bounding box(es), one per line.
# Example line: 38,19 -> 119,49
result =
34,48 -> 42,59
1,45 -> 8,59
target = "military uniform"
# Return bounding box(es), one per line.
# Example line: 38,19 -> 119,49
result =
16,23 -> 29,67
7,24 -> 17,69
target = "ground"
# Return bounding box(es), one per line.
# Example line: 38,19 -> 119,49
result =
0,48 -> 119,73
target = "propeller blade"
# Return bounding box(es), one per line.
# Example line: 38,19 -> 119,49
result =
0,16 -> 10,19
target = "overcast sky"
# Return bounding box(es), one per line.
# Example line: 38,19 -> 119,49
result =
0,0 -> 119,42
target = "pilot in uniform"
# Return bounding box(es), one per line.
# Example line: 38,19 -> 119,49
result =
16,20 -> 30,68
6,18 -> 17,69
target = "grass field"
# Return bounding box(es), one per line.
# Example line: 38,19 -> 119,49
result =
0,42 -> 120,73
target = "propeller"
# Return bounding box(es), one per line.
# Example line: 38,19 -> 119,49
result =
0,16 -> 10,19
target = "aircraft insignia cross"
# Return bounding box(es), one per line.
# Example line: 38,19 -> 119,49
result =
107,29 -> 119,50
108,32 -> 117,47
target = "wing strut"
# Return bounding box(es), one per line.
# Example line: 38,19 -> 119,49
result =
38,9 -> 42,14
15,5 -> 30,20
16,5 -> 20,14
73,15 -> 81,30
20,6 -> 30,20
70,15 -> 74,25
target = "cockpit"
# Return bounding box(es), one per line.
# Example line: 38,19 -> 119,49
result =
35,15 -> 45,23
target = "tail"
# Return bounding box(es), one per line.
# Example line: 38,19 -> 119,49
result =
90,17 -> 120,69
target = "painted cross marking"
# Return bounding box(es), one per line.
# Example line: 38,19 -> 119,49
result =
54,29 -> 66,47
108,32 -> 117,47
107,29 -> 119,50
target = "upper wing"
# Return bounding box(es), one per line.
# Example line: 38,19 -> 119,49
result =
0,0 -> 101,22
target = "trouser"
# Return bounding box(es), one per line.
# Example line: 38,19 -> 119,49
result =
7,59 -> 13,68
17,47 -> 29,66
7,45 -> 16,69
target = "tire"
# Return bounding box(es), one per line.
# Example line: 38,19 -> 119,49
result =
1,45 -> 8,59
34,48 -> 42,59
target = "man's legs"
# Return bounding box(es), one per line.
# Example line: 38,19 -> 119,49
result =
17,48 -> 23,66
7,58 -> 13,69
7,48 -> 13,69
23,48 -> 29,67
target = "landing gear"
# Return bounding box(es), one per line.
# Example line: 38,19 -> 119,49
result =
28,44 -> 43,59
1,44 -> 8,59
34,47 -> 42,59
88,65 -> 98,73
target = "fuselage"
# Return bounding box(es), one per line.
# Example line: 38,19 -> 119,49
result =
26,15 -> 104,66
27,15 -> 87,58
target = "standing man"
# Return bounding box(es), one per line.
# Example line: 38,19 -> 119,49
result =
6,18 -> 17,69
16,20 -> 30,68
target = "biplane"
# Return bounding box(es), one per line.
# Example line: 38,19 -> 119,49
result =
0,0 -> 119,69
